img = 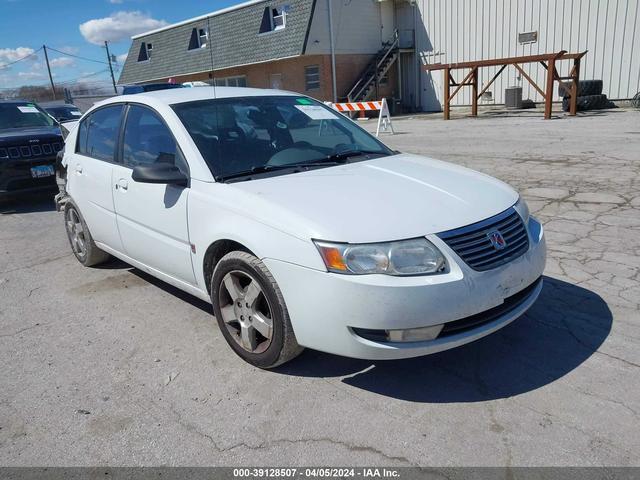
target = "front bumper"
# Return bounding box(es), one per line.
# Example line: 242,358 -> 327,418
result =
264,216 -> 546,360
0,157 -> 57,197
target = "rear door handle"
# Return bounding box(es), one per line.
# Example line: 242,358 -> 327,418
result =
116,179 -> 128,191
75,164 -> 83,174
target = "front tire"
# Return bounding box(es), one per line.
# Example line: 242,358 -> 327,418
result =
211,251 -> 303,368
64,202 -> 110,267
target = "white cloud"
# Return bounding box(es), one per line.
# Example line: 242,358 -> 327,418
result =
0,47 -> 37,69
0,47 -> 36,62
109,0 -> 124,3
79,11 -> 167,45
49,57 -> 75,68
57,46 -> 80,55
17,71 -> 46,80
116,53 -> 128,64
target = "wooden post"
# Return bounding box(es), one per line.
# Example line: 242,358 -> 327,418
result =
471,67 -> 478,116
443,67 -> 450,120
544,58 -> 555,119
569,58 -> 580,116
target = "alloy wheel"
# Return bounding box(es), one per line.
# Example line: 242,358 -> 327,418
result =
218,270 -> 274,354
66,207 -> 87,257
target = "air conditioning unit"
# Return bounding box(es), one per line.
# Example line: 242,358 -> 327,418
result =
505,86 -> 523,109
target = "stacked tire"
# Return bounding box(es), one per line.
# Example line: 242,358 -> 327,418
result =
559,80 -> 613,112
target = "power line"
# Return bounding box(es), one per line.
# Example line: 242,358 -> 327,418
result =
45,46 -> 108,65
55,68 -> 111,85
0,47 -> 42,68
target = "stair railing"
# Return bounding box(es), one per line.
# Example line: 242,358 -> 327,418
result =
347,30 -> 399,102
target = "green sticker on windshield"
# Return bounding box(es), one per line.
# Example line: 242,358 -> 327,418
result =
296,98 -> 313,105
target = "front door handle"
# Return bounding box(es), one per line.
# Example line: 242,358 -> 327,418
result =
116,179 -> 128,191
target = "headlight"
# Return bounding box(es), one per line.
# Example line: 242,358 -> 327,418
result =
314,238 -> 446,276
515,197 -> 530,224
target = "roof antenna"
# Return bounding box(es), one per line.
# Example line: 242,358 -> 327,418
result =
207,15 -> 217,98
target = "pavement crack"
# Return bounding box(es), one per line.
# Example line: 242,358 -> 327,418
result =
594,351 -> 640,369
222,437 -> 417,465
0,254 -> 72,275
167,400 -> 415,465
0,323 -> 45,338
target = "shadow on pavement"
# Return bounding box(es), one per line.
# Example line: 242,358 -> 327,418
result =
274,276 -> 612,402
0,194 -> 56,214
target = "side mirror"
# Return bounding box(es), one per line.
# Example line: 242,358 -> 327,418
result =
131,163 -> 188,187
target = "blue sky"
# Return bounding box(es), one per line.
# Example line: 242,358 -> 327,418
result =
0,0 -> 239,90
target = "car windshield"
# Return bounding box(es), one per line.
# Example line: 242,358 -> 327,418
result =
47,106 -> 81,119
0,102 -> 56,130
172,96 -> 393,181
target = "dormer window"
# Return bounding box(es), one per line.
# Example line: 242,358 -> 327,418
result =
188,27 -> 208,50
199,28 -> 208,47
137,42 -> 152,62
259,5 -> 289,34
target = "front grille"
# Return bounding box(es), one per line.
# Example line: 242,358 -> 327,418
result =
0,142 -> 61,160
439,277 -> 542,337
438,207 -> 529,271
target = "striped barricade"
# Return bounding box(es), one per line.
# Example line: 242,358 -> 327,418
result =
325,98 -> 394,137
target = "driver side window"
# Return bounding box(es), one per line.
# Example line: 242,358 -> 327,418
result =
123,105 -> 188,174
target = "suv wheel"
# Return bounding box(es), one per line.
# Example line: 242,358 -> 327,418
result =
211,251 -> 303,368
64,202 -> 110,267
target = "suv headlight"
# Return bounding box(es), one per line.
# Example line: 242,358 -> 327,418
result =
515,196 -> 530,224
314,238 -> 446,276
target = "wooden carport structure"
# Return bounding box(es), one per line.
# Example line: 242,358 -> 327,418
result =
423,50 -> 588,120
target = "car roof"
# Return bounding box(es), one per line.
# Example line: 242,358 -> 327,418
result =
0,99 -> 36,104
45,104 -> 77,109
96,87 -> 301,108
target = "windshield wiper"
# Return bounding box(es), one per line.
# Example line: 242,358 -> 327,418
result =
325,149 -> 386,162
218,160 -> 345,182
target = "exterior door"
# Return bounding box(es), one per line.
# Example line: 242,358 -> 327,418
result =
68,104 -> 124,252
270,73 -> 283,90
111,104 -> 195,284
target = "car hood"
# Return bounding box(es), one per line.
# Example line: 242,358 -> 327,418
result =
228,153 -> 519,243
0,125 -> 62,143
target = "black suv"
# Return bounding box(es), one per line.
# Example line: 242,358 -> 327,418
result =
43,103 -> 82,122
0,100 -> 63,199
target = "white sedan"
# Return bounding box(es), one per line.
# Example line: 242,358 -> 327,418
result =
58,87 -> 546,368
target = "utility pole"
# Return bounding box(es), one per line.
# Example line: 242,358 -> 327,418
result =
104,41 -> 118,94
327,0 -> 337,103
42,45 -> 56,100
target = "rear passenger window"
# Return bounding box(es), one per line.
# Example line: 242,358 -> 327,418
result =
123,105 -> 187,173
81,105 -> 123,161
76,118 -> 88,154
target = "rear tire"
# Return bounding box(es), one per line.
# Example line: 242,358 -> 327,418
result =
211,251 -> 303,368
64,202 -> 110,267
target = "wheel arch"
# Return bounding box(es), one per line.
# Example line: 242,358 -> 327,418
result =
203,239 -> 256,295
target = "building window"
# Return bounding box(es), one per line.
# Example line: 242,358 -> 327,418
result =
188,27 -> 208,50
305,65 -> 320,91
199,28 -> 208,47
259,5 -> 289,34
137,43 -> 150,62
146,43 -> 153,59
214,75 -> 247,87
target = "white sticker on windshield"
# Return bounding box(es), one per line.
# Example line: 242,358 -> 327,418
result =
18,106 -> 39,114
294,105 -> 339,120
71,111 -> 82,116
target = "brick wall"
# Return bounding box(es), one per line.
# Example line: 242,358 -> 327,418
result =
164,54 -> 397,103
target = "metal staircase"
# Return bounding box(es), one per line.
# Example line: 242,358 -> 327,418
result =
346,30 -> 399,103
